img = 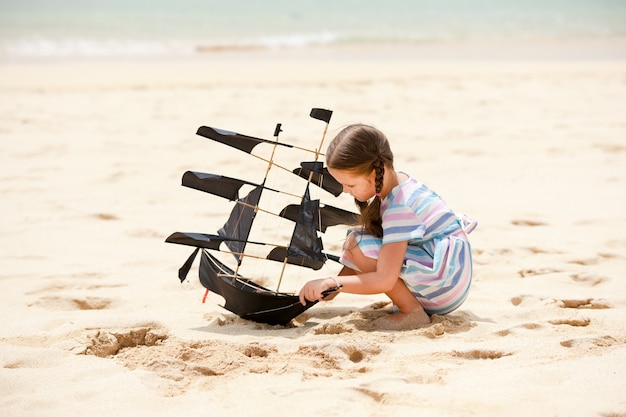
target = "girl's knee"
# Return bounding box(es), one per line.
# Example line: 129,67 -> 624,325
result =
342,233 -> 359,264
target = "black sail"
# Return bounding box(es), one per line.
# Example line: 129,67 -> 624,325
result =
293,161 -> 343,197
196,126 -> 293,154
182,171 -> 260,201
278,203 -> 359,232
219,185 -> 263,264
267,187 -> 326,270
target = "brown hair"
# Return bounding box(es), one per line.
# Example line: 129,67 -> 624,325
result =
325,124 -> 394,238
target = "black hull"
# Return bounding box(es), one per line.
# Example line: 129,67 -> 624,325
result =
199,250 -> 318,326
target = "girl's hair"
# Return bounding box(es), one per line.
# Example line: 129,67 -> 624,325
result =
325,124 -> 394,238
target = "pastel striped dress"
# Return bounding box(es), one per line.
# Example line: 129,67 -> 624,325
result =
340,175 -> 476,315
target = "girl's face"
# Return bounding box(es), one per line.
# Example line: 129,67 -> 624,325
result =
328,167 -> 376,202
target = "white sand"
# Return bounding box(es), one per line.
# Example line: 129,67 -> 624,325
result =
1,45 -> 625,416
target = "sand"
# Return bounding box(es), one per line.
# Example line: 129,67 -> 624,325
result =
1,45 -> 625,416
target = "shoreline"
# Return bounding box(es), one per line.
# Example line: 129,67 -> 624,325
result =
2,36 -> 625,91
2,34 -> 626,61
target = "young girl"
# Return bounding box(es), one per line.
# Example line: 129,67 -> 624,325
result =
298,124 -> 476,326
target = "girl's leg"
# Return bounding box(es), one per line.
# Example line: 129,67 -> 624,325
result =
341,232 -> 376,272
385,279 -> 430,324
344,233 -> 430,324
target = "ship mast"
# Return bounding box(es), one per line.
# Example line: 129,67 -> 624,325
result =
275,108 -> 333,291
231,122 -> 283,276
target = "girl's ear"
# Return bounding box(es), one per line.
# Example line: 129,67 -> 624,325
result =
368,168 -> 377,185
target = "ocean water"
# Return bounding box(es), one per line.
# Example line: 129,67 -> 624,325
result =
1,0 -> 625,59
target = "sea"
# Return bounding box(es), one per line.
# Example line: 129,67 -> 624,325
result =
1,0 -> 625,59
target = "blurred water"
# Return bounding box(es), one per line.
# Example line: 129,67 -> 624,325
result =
1,0 -> 625,58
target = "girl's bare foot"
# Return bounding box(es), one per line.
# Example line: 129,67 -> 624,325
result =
373,308 -> 431,330
390,308 -> 431,324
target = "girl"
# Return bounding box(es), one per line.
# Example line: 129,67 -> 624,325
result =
298,124 -> 476,326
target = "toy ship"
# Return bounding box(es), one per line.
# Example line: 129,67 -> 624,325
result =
166,108 -> 359,325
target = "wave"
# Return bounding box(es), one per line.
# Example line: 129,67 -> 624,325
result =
0,32 -> 346,59
2,29 -> 624,59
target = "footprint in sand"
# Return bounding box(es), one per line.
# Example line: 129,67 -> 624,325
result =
520,323 -> 543,330
560,335 -> 622,349
511,219 -> 547,226
567,251 -> 623,266
569,273 -> 608,286
94,213 -> 119,221
451,349 -> 513,360
511,296 -> 611,310
567,258 -> 598,266
524,246 -> 562,255
557,298 -> 611,309
518,267 -> 561,278
549,317 -> 591,327
598,252 -> 622,260
510,295 -> 539,306
592,143 -> 626,153
29,296 -> 114,311
495,322 -> 543,337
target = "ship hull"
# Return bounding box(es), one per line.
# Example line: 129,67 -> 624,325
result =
199,250 -> 317,326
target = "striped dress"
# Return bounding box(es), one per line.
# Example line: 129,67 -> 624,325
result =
340,174 -> 476,315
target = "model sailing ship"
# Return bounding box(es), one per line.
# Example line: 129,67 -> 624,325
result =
166,108 -> 359,325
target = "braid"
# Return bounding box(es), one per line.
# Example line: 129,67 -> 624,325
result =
357,159 -> 384,237
373,158 -> 384,195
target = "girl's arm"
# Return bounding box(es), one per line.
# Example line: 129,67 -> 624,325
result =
298,240 -> 408,304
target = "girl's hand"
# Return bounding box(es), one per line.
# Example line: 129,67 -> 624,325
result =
298,278 -> 337,306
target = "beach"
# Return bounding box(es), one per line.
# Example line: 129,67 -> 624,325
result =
1,39 -> 625,416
